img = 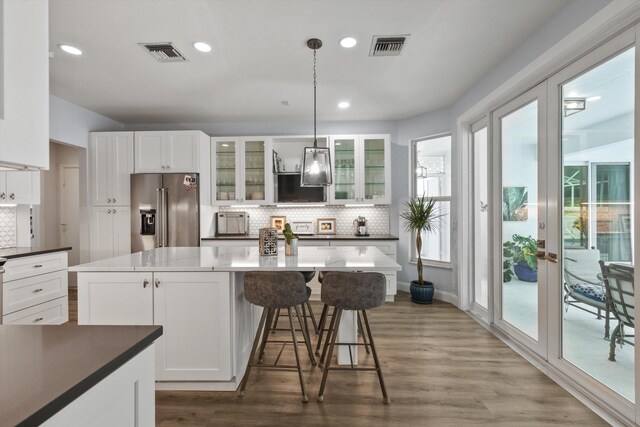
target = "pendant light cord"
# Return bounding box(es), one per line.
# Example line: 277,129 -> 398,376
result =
313,47 -> 317,148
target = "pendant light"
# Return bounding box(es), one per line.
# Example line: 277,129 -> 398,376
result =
301,38 -> 332,187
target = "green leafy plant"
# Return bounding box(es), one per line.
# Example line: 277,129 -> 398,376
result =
503,234 -> 537,282
401,195 -> 444,285
283,223 -> 298,245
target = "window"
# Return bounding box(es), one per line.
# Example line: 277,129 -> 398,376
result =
412,134 -> 451,263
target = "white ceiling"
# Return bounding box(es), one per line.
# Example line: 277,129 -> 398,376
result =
49,0 -> 568,124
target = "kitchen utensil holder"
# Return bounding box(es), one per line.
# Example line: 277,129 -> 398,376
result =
259,228 -> 278,256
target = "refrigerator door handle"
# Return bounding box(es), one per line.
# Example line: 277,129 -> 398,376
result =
161,187 -> 169,247
156,188 -> 163,248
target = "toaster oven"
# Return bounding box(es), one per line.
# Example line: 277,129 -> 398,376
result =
215,212 -> 249,235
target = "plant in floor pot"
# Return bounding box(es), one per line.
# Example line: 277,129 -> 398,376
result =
503,234 -> 538,282
401,195 -> 444,304
283,223 -> 298,256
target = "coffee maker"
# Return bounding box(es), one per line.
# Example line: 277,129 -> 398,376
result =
354,216 -> 369,236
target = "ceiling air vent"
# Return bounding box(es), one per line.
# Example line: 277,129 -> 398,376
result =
369,35 -> 409,57
140,42 -> 188,62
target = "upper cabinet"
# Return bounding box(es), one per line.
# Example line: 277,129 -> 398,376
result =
211,137 -> 271,205
0,171 -> 40,205
134,131 -> 201,173
0,0 -> 49,169
329,135 -> 390,205
91,132 -> 133,206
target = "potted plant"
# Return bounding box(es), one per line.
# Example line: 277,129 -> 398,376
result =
283,223 -> 298,256
401,195 -> 444,304
503,234 -> 538,282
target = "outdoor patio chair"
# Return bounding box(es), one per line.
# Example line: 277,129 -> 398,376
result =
564,248 -> 612,338
599,261 -> 635,362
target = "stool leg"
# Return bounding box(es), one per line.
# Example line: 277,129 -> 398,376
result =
257,307 -> 275,364
294,304 -> 316,366
315,304 -> 329,356
361,310 -> 390,404
357,311 -> 370,355
238,307 -> 269,397
317,308 -> 342,402
300,302 -> 311,339
319,306 -> 339,367
287,307 -> 309,403
271,308 -> 281,333
306,300 -> 319,334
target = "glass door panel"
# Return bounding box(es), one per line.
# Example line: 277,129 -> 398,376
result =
243,140 -> 266,202
500,99 -> 540,341
473,125 -> 489,310
560,47 -> 635,402
332,138 -> 357,202
362,137 -> 386,201
214,140 -> 237,203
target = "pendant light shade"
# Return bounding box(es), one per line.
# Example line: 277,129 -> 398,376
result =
301,38 -> 332,187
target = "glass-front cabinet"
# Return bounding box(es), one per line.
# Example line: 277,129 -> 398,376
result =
211,137 -> 271,205
329,134 -> 390,205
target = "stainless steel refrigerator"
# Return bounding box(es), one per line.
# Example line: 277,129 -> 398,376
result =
131,173 -> 200,253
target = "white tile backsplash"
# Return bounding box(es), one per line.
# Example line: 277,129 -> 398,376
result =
219,205 -> 389,235
0,206 -> 17,248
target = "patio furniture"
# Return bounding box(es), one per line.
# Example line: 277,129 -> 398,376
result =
599,261 -> 635,362
564,248 -> 612,338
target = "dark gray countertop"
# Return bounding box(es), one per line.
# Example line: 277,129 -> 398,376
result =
0,246 -> 72,260
0,325 -> 162,427
202,234 -> 398,241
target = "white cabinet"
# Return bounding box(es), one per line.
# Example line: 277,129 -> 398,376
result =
90,206 -> 130,261
2,251 -> 69,325
329,135 -> 391,205
90,132 -> 133,206
0,171 -> 40,205
134,131 -> 201,173
211,137 -> 271,205
0,0 -> 49,169
78,271 -> 232,382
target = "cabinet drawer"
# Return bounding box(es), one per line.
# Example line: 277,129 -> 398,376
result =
2,296 -> 68,325
3,270 -> 68,315
3,252 -> 68,282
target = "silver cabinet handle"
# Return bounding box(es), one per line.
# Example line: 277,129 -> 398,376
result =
113,209 -> 117,213
161,165 -> 166,170
154,279 -> 160,288
107,198 -> 112,203
34,317 -> 44,322
107,209 -> 112,214
9,193 -> 15,200
34,264 -> 43,268
143,279 -> 149,288
166,165 -> 170,170
33,288 -> 43,293
0,193 -> 5,200
112,198 -> 116,203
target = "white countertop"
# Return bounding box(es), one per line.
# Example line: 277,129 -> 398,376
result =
69,246 -> 402,272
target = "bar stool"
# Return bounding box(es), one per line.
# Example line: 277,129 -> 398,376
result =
238,271 -> 316,403
317,271 -> 389,404
270,271 -> 318,337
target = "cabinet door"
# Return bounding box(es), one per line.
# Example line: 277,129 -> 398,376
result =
112,207 -> 131,257
242,138 -> 269,204
134,132 -> 165,172
5,171 -> 39,204
77,272 -> 153,325
153,272 -> 232,381
211,138 -> 241,205
0,173 -> 6,202
90,207 -> 114,261
165,131 -> 198,172
111,133 -> 134,205
330,136 -> 359,204
361,135 -> 390,204
90,133 -> 112,205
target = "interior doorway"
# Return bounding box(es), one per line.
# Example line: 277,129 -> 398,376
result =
35,141 -> 84,286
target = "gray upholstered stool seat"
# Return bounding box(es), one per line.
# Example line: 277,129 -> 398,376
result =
239,271 -> 316,403
317,272 -> 389,404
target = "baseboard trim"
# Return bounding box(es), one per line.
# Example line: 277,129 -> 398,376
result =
397,281 -> 460,307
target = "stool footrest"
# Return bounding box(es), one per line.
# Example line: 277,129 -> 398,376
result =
324,367 -> 379,372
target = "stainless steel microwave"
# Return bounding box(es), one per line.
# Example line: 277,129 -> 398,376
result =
215,212 -> 249,235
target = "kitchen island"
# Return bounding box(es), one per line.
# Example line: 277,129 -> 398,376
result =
70,245 -> 401,391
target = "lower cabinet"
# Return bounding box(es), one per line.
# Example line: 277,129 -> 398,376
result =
78,271 -> 232,382
90,206 -> 131,261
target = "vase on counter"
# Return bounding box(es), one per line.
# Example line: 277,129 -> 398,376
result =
259,228 -> 278,256
285,238 -> 298,256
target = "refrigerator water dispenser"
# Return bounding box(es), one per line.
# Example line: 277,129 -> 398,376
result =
140,209 -> 156,235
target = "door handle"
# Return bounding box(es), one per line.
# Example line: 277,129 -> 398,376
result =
143,279 -> 149,288
154,279 -> 160,288
34,264 -> 43,268
545,252 -> 558,263
33,288 -> 43,293
0,192 -> 5,200
9,193 -> 15,200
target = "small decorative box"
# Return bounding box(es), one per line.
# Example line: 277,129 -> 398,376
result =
258,227 -> 278,256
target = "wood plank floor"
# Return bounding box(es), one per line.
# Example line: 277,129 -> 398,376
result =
68,289 -> 609,426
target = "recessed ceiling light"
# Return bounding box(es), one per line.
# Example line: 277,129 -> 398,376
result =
193,41 -> 212,53
338,101 -> 350,109
58,44 -> 82,55
339,37 -> 357,48
587,95 -> 602,102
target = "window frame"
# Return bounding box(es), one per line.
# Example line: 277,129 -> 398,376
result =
410,132 -> 452,267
